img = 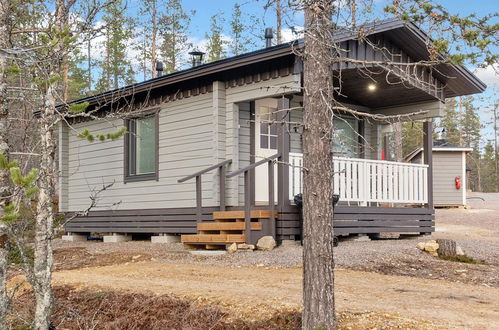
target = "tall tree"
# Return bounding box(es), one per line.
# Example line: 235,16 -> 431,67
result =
228,3 -> 256,56
96,0 -> 136,91
440,98 -> 461,145
0,0 -> 11,327
301,0 -> 336,328
158,0 -> 194,72
138,0 -> 159,79
205,12 -> 226,63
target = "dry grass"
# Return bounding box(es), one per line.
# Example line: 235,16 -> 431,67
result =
10,286 -> 301,330
10,286 -> 440,330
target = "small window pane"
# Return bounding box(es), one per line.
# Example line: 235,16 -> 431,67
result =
260,135 -> 268,149
269,124 -> 277,136
269,136 -> 277,149
135,116 -> 155,174
260,123 -> 268,135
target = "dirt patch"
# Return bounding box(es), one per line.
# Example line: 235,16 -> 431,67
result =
349,254 -> 499,287
51,261 -> 499,329
10,285 -> 441,330
53,247 -> 153,271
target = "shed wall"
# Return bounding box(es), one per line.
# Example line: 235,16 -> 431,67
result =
432,151 -> 465,205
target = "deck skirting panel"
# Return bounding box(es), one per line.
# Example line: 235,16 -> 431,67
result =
64,205 -> 435,238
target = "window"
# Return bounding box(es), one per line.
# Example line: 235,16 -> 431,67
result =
333,117 -> 360,158
124,113 -> 158,182
259,105 -> 278,150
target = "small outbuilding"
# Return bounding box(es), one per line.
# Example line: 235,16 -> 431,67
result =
405,140 -> 473,207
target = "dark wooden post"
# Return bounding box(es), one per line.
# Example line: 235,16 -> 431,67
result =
423,121 -> 433,209
268,160 -> 276,238
219,165 -> 226,211
277,97 -> 290,211
196,175 -> 202,222
244,170 -> 251,244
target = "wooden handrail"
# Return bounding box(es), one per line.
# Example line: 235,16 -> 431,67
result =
226,153 -> 280,244
178,159 -> 232,183
177,159 -> 232,222
226,153 -> 280,178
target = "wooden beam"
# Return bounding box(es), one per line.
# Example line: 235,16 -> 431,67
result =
423,121 -> 434,209
277,97 -> 291,210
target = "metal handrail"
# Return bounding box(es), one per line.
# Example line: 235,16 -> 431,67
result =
177,159 -> 232,222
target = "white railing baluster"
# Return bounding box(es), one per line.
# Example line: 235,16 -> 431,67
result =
288,153 -> 428,205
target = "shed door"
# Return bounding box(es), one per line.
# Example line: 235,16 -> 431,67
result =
255,98 -> 278,204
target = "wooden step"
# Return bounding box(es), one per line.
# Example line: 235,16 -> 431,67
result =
181,234 -> 245,244
212,210 -> 278,220
197,222 -> 262,231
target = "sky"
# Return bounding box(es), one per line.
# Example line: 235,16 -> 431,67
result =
122,0 -> 498,143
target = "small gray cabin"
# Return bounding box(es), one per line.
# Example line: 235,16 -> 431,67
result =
59,19 -> 485,247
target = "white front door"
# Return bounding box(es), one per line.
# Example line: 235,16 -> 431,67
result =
255,98 -> 279,204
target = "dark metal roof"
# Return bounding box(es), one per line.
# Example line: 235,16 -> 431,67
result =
61,18 -> 486,108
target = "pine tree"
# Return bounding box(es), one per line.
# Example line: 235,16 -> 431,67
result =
205,12 -> 226,63
461,96 -> 482,150
481,142 -> 497,192
96,0 -> 136,92
402,121 -> 424,156
67,50 -> 90,100
137,0 -> 159,79
440,98 -> 461,146
228,3 -> 256,56
158,0 -> 194,73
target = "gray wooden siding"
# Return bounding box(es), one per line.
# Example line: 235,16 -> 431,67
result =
432,151 -> 464,205
58,121 -> 69,212
238,102 -> 251,205
67,92 -> 215,211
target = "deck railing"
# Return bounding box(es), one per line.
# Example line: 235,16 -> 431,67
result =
289,153 -> 428,205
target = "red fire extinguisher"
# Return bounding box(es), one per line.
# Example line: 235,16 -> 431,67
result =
455,177 -> 461,189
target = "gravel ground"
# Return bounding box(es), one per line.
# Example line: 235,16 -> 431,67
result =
53,192 -> 499,286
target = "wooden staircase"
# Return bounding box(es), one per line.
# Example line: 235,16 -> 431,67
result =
181,210 -> 277,250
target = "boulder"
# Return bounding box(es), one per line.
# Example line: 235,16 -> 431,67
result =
257,236 -> 276,251
237,243 -> 255,250
423,240 -> 439,253
226,242 -> 237,254
416,242 -> 426,251
456,246 -> 465,256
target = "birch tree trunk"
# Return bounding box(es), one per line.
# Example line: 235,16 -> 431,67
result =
302,0 -> 336,329
0,0 -> 11,326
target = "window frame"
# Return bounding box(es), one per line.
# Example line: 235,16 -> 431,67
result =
124,109 -> 160,183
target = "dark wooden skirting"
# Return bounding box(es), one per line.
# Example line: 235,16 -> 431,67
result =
65,205 -> 435,239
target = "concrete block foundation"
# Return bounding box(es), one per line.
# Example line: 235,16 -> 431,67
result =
103,233 -> 132,243
151,234 -> 181,244
61,233 -> 88,242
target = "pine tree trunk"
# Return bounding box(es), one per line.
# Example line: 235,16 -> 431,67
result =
33,84 -> 57,330
33,1 -> 63,328
275,0 -> 282,44
151,0 -> 157,78
302,1 -> 336,329
0,0 -> 11,325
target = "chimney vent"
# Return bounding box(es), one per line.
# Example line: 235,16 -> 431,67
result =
188,50 -> 205,67
155,61 -> 164,77
265,28 -> 273,48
